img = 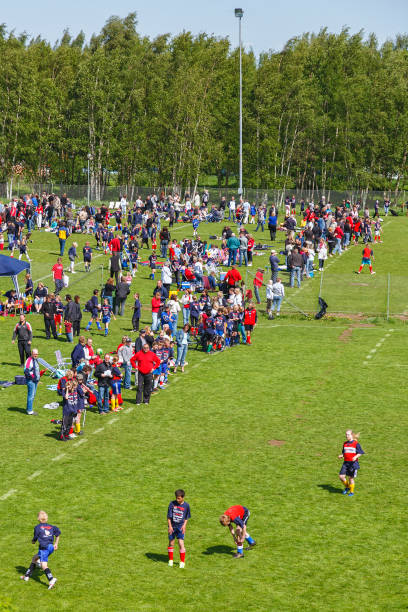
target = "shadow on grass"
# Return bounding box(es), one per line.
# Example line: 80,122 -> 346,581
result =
7,406 -> 27,414
145,553 -> 168,564
317,484 -> 344,495
2,362 -> 21,367
15,565 -> 44,585
202,545 -> 234,556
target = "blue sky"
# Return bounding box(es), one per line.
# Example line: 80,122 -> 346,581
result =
2,0 -> 407,55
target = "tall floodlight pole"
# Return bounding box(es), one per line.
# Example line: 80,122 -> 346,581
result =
87,153 -> 93,206
235,8 -> 244,196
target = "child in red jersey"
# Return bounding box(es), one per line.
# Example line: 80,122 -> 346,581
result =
244,303 -> 257,344
219,505 -> 256,558
338,429 -> 365,496
356,246 -> 375,274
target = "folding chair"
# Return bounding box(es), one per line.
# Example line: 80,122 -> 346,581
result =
55,350 -> 71,370
37,357 -> 65,379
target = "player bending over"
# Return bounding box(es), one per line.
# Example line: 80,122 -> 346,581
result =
338,429 -> 365,497
219,505 -> 256,559
20,510 -> 60,589
167,489 -> 190,568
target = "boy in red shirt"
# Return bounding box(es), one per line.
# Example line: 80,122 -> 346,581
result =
219,505 -> 256,558
356,246 -> 375,274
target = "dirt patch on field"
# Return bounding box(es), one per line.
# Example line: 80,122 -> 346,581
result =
338,327 -> 353,342
350,282 -> 369,287
268,440 -> 286,446
338,322 -> 376,343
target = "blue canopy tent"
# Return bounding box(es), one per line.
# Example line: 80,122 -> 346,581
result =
0,254 -> 30,297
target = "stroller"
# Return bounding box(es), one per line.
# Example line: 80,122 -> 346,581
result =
206,210 -> 222,223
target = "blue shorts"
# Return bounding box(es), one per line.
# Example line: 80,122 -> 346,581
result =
102,316 -> 111,324
161,363 -> 168,374
111,381 -> 121,395
169,526 -> 185,541
216,330 -> 224,337
153,367 -> 161,376
361,258 -> 371,265
38,544 -> 54,563
339,462 -> 359,478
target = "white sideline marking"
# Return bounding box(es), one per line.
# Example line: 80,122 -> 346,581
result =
73,439 -> 87,447
51,453 -> 66,462
108,418 -> 119,425
124,407 -> 134,414
27,471 -> 42,480
92,427 -> 105,434
0,489 -> 17,501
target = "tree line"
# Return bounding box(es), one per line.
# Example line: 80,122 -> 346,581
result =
0,13 -> 407,198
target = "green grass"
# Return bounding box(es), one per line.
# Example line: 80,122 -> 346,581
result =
0,217 -> 406,610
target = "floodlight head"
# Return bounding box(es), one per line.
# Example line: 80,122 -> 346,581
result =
235,8 -> 244,18
87,153 -> 93,161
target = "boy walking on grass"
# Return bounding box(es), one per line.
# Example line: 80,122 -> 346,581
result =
21,511 -> 60,589
167,489 -> 191,568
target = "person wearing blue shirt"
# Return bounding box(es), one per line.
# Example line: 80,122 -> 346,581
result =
20,510 -> 60,589
167,490 -> 191,568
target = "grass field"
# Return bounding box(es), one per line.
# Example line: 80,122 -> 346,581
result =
0,216 -> 407,611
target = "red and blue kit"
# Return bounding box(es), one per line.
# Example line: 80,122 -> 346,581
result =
215,314 -> 226,336
33,523 -> 61,563
224,505 -> 250,528
102,304 -> 113,323
244,308 -> 257,331
83,246 -> 92,262
167,500 -> 191,541
339,439 -> 364,477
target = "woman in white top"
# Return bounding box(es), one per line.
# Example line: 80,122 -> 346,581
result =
167,295 -> 181,332
180,289 -> 193,325
269,278 -> 285,317
317,240 -> 328,271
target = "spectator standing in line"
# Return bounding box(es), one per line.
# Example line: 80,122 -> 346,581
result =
94,354 -> 114,414
288,247 -> 303,288
118,337 -> 133,390
269,250 -> 280,283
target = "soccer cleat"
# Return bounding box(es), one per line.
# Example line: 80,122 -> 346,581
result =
348,492 -> 355,497
233,552 -> 244,559
245,541 -> 257,550
20,575 -> 29,581
371,271 -> 376,275
342,488 -> 349,495
48,577 -> 57,589
168,560 -> 173,567
179,562 -> 185,569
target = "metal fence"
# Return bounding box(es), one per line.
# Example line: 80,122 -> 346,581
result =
0,182 -> 406,209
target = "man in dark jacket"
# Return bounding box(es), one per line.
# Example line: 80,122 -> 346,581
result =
94,354 -> 114,414
269,250 -> 280,283
115,277 -> 130,316
110,253 -> 122,283
41,295 -> 58,339
288,247 -> 304,288
12,314 -> 32,365
71,335 -> 86,367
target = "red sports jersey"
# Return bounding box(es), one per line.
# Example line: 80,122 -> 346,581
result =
244,308 -> 257,326
225,505 -> 245,522
342,439 -> 359,461
362,247 -> 372,259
